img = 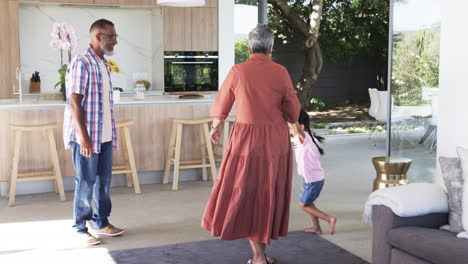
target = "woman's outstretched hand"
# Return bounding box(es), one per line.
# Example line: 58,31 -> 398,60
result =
210,127 -> 221,144
288,121 -> 306,141
210,118 -> 223,144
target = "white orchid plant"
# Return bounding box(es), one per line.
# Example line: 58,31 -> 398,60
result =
49,22 -> 77,89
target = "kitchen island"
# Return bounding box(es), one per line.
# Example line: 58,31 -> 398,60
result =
0,95 -> 216,183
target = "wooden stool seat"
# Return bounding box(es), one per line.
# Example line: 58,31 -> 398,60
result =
164,118 -> 217,191
112,120 -> 141,194
10,123 -> 58,131
8,123 -> 65,206
173,118 -> 212,125
116,120 -> 134,127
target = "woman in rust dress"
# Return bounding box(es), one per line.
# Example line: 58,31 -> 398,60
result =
201,24 -> 301,264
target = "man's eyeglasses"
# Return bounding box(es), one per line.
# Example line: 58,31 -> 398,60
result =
99,33 -> 118,40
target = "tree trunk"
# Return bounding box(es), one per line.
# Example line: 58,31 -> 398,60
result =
376,62 -> 387,90
297,41 -> 323,108
268,0 -> 324,109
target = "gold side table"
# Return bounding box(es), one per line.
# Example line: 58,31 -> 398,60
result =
372,156 -> 412,191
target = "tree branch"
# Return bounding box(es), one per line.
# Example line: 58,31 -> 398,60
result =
305,0 -> 324,48
267,0 -> 309,38
309,0 -> 324,38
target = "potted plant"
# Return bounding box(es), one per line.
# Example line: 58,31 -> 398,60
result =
49,23 -> 77,101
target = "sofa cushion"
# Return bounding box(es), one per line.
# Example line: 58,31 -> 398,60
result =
439,157 -> 464,233
457,147 -> 468,234
388,227 -> 468,264
391,248 -> 430,264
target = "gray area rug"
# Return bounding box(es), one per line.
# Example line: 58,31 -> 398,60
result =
110,231 -> 369,264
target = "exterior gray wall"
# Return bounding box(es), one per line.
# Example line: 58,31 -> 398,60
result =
272,38 -> 381,105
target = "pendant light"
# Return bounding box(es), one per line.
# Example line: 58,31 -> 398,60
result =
157,0 -> 205,7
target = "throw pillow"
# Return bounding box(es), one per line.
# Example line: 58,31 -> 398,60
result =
456,147 -> 468,239
439,157 -> 464,233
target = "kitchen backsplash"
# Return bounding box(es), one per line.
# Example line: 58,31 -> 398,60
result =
18,3 -> 164,94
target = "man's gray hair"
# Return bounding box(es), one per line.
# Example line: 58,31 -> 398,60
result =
248,24 -> 274,54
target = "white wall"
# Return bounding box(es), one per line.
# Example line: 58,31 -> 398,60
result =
437,0 -> 468,182
151,8 -> 165,91
18,3 -> 164,93
218,0 -> 235,88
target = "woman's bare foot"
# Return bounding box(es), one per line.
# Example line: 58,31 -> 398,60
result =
247,257 -> 268,264
266,256 -> 277,264
303,227 -> 323,235
248,258 -> 267,264
248,255 -> 276,264
328,216 -> 337,234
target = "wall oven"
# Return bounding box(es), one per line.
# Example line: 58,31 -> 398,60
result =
164,51 -> 218,94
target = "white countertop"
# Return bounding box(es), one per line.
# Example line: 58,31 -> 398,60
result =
0,95 -> 216,110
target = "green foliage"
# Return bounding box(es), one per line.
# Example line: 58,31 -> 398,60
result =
310,97 -> 326,111
312,119 -> 328,129
267,0 -> 388,63
267,1 -> 313,44
321,0 -> 388,63
235,40 -> 250,64
313,122 -> 327,129
347,128 -> 366,134
54,64 -> 68,89
392,30 -> 440,105
354,114 -> 364,121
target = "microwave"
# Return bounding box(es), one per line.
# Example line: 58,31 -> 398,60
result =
164,51 -> 218,94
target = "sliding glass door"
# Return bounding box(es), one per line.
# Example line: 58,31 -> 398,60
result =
388,0 -> 441,182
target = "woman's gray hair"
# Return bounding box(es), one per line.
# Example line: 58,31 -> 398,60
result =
248,24 -> 274,54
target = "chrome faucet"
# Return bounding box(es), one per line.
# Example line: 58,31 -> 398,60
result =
14,67 -> 23,102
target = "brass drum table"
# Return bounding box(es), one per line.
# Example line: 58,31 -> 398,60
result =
372,156 -> 412,191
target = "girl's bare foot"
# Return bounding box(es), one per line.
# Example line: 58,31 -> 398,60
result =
303,227 -> 323,235
328,216 -> 337,234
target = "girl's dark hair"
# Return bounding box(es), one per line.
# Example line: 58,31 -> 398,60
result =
298,110 -> 325,155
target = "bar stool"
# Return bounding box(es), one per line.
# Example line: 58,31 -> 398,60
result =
8,123 -> 66,206
112,120 -> 141,194
163,118 -> 217,191
213,116 -> 236,162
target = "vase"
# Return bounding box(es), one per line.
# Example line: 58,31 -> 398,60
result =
60,83 -> 66,101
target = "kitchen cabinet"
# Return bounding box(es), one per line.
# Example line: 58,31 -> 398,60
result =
202,0 -> 217,8
191,7 -> 217,51
0,1 -> 20,98
163,7 -> 192,51
0,102 -> 216,182
23,0 -> 94,3
163,5 -> 218,51
94,0 -> 155,5
22,0 -> 154,4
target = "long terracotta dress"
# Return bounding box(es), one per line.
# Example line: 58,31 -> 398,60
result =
201,53 -> 301,244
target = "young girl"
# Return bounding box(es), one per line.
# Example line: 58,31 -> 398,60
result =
289,110 -> 337,235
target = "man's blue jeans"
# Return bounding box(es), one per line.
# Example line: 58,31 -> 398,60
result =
71,141 -> 112,233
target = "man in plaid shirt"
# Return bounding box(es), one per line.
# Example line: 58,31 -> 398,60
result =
64,19 -> 124,245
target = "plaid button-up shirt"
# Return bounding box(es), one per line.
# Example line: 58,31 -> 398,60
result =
63,46 -> 118,153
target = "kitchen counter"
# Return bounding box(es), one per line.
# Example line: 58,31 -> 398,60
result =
0,95 -> 222,182
0,94 -> 216,110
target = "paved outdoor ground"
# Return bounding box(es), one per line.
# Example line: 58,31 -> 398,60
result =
310,104 -> 372,123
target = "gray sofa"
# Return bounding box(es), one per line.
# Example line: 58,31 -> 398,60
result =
372,205 -> 468,264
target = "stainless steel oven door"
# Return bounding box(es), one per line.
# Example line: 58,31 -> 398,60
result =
164,54 -> 218,93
